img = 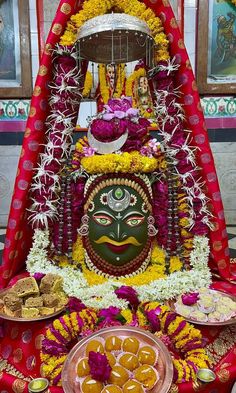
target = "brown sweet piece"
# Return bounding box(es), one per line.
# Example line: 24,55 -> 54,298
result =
57,292 -> 68,308
21,307 -> 40,318
39,274 -> 63,294
0,299 -> 4,312
3,293 -> 22,311
39,307 -> 55,316
25,296 -> 44,308
13,277 -> 39,298
42,293 -> 60,308
3,306 -> 21,317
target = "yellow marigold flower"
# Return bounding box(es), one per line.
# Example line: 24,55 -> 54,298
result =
53,320 -> 70,340
179,218 -> 190,227
169,256 -> 183,273
120,309 -> 133,324
151,244 -> 166,264
136,309 -> 147,327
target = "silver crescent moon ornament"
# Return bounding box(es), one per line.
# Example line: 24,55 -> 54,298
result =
87,127 -> 128,155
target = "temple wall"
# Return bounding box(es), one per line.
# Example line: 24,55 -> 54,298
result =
0,0 -> 236,227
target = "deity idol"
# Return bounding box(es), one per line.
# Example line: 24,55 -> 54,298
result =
78,173 -> 156,277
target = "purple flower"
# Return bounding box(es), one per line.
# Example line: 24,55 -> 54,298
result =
33,273 -> 45,281
145,306 -> 162,331
106,97 -> 132,112
67,297 -> 86,312
88,351 -> 111,382
99,306 -> 120,320
83,146 -> 97,157
181,292 -> 199,306
115,286 -> 139,310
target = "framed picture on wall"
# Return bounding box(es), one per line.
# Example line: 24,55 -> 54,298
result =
197,0 -> 236,95
0,0 -> 32,98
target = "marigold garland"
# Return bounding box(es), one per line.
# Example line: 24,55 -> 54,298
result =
55,236 -> 181,287
59,0 -> 170,62
41,302 -> 210,386
80,151 -> 166,174
82,70 -> 93,97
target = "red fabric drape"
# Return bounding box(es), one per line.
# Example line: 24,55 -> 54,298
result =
1,0 -> 233,288
0,2 -> 236,392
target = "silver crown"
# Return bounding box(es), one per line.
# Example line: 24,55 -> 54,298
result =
77,13 -> 154,64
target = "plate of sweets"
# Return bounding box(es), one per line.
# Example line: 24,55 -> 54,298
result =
62,326 -> 173,393
172,288 -> 236,326
0,274 -> 68,321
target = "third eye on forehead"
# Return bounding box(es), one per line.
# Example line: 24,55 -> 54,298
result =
92,210 -> 145,220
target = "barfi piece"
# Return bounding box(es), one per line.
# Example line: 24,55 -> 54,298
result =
25,296 -> 44,308
39,307 -> 54,316
42,293 -> 60,308
39,274 -> 63,294
3,306 -> 21,317
21,307 -> 40,318
3,293 -> 22,311
13,277 -> 39,298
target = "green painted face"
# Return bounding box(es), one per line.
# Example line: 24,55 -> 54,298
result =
86,186 -> 150,266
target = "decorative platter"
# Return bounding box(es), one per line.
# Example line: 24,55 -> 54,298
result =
168,289 -> 236,326
62,326 -> 173,393
0,287 -> 67,322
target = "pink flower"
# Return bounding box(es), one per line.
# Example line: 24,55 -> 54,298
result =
145,306 -> 162,331
67,297 -> 86,312
115,286 -> 139,310
83,146 -> 97,157
181,292 -> 199,306
88,352 -> 112,382
33,273 -> 45,281
99,306 -> 120,322
106,97 -> 132,112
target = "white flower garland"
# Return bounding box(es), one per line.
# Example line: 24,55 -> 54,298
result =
26,229 -> 211,309
153,58 -> 213,230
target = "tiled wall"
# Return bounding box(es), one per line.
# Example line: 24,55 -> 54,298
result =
1,1 -> 236,226
184,0 -> 197,73
29,0 -> 39,87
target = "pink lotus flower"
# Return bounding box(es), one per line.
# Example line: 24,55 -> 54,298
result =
88,351 -> 111,382
115,286 -> 139,310
181,292 -> 199,306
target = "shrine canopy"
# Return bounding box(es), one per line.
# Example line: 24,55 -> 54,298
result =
0,0 -> 233,289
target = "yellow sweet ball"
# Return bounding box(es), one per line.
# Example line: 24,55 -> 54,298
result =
105,336 -> 122,352
119,353 -> 139,371
85,340 -> 104,356
134,365 -> 157,389
137,346 -> 157,366
105,352 -> 116,367
123,380 -> 144,393
81,376 -> 104,393
77,358 -> 90,377
122,337 -> 140,354
101,385 -> 123,393
108,365 -> 129,387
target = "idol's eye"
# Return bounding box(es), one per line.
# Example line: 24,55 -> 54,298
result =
93,214 -> 112,226
126,216 -> 145,227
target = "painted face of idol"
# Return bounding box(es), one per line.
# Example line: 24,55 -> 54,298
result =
87,186 -> 150,266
